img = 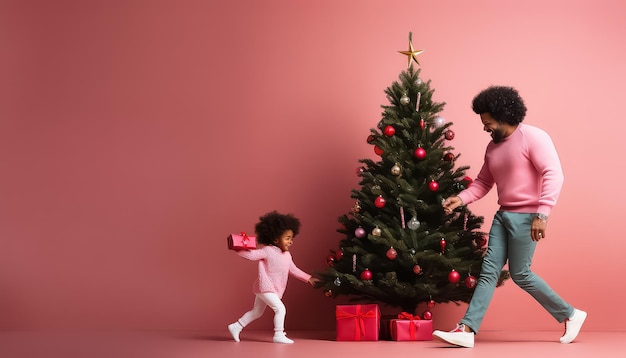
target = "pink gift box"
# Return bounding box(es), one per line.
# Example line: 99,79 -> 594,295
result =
227,232 -> 257,250
390,318 -> 433,341
335,304 -> 380,341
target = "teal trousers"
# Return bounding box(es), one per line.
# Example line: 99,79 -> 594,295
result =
460,211 -> 573,333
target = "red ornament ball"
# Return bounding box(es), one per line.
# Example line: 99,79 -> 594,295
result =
440,238 -> 447,252
428,181 -> 439,192
465,275 -> 478,289
443,152 -> 454,161
414,147 -> 427,160
448,269 -> 461,284
374,146 -> 384,155
326,255 -> 336,266
360,269 -> 373,280
422,310 -> 433,320
386,247 -> 397,260
463,176 -> 473,187
374,195 -> 386,208
427,300 -> 435,308
335,250 -> 344,261
413,265 -> 422,275
383,125 -> 396,137
474,235 -> 487,248
356,167 -> 365,175
367,135 -> 375,143
444,130 -> 455,140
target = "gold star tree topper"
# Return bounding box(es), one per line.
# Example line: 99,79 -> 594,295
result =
398,32 -> 424,68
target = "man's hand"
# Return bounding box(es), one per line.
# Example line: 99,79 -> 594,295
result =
531,217 -> 547,241
442,196 -> 463,214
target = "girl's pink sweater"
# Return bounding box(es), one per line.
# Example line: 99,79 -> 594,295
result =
237,245 -> 311,298
458,123 -> 564,216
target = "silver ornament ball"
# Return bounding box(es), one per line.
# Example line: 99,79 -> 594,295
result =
400,93 -> 410,105
407,217 -> 421,230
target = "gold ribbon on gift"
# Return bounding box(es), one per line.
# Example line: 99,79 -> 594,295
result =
336,306 -> 377,341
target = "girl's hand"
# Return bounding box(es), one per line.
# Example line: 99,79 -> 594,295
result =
308,277 -> 321,287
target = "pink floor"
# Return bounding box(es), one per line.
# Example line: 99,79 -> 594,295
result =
0,329 -> 623,358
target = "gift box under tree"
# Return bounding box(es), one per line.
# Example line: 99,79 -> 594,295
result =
335,304 -> 380,341
390,312 -> 433,341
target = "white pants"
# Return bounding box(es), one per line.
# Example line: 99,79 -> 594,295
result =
237,292 -> 287,332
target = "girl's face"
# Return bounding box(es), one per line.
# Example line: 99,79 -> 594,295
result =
274,229 -> 294,252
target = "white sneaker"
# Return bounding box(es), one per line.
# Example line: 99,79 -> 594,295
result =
273,332 -> 294,344
560,309 -> 587,344
432,324 -> 474,348
228,322 -> 242,342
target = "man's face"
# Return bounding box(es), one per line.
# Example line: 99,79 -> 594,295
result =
480,113 -> 505,143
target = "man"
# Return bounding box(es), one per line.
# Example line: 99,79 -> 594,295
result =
432,86 -> 586,348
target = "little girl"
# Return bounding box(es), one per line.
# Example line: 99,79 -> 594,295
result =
228,211 -> 319,344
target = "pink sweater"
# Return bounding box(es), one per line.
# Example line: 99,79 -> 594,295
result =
237,245 -> 312,298
458,123 -> 564,216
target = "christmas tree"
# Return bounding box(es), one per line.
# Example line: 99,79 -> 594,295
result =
318,33 -> 508,315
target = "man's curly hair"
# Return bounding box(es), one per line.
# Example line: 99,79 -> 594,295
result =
255,211 -> 301,245
472,86 -> 527,125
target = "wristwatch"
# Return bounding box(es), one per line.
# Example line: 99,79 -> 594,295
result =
535,213 -> 549,221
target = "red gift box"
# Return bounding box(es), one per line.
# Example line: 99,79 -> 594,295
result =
335,304 -> 380,341
227,232 -> 257,250
390,312 -> 433,341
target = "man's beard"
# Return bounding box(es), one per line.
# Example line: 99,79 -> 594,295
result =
491,128 -> 505,143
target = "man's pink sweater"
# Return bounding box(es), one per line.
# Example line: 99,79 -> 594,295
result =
237,245 -> 312,298
458,123 -> 564,216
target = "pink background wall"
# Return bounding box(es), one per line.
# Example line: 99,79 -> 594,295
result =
1,0 -> 624,332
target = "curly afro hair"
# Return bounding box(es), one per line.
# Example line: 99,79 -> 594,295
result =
254,211 -> 301,245
472,86 -> 527,125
